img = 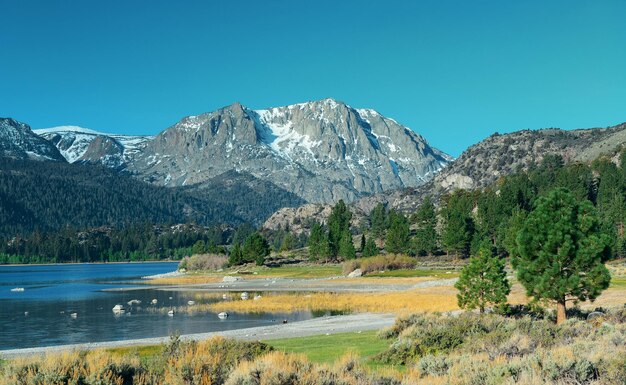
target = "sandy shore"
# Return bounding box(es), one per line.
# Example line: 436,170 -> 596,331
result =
0,313 -> 395,360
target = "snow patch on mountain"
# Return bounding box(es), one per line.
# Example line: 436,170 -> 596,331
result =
34,126 -> 152,167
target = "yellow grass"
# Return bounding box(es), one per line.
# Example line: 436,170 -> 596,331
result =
208,286 -> 460,315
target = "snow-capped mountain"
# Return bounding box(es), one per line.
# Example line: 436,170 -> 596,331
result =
34,126 -> 152,169
0,118 -> 66,161
129,98 -> 452,203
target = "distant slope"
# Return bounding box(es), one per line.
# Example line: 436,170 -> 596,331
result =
0,158 -> 304,236
34,126 -> 151,169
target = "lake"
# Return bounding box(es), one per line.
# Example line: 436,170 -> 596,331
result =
0,263 -> 312,350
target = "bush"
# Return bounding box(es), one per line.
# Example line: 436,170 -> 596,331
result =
342,254 -> 416,275
417,354 -> 450,377
178,253 -> 228,271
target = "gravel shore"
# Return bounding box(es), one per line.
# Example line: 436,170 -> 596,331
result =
0,312 -> 396,360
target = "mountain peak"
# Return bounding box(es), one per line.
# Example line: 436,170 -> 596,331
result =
0,118 -> 65,161
129,99 -> 451,203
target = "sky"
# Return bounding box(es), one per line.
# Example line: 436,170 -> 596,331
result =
1,1 -> 625,156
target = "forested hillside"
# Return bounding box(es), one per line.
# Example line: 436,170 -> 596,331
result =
0,158 -> 304,236
356,151 -> 626,260
0,223 -> 229,264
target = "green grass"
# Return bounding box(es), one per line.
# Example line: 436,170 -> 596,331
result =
100,330 -> 391,368
367,268 -> 459,279
245,265 -> 343,279
105,344 -> 162,360
610,276 -> 626,288
263,330 -> 390,365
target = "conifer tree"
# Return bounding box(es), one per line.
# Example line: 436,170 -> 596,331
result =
229,243 -> 243,266
338,229 -> 356,260
369,203 -> 388,240
308,222 -> 330,261
242,232 -> 270,266
327,200 -> 352,257
386,210 -> 410,254
513,188 -> 612,324
411,197 -> 438,256
362,236 -> 379,258
455,242 -> 510,313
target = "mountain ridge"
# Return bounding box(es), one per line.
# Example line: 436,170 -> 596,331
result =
127,98 -> 451,203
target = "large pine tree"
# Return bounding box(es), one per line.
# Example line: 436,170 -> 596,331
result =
513,188 -> 612,324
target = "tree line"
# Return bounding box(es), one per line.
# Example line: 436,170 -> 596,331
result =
327,152 -> 626,261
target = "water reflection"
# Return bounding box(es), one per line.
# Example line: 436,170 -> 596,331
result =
0,263 -> 312,350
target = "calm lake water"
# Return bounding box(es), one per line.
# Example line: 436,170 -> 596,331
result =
0,263 -> 312,350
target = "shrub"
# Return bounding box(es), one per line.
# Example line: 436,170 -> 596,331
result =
342,254 -> 416,276
179,253 -> 228,271
417,354 -> 450,377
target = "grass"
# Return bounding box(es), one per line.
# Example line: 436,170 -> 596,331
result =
367,269 -> 459,279
264,330 -> 389,365
208,286 -> 460,315
610,276 -> 626,288
249,265 -> 343,279
105,344 -> 162,360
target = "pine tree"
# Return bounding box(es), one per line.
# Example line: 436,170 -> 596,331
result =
338,229 -> 356,260
513,188 -> 612,324
441,191 -> 475,258
455,242 -> 511,313
242,232 -> 270,266
229,243 -> 243,266
411,197 -> 438,256
280,232 -> 296,252
327,200 -> 352,257
308,222 -> 330,261
385,210 -> 410,254
360,234 -> 366,252
362,236 -> 379,258
369,203 -> 388,240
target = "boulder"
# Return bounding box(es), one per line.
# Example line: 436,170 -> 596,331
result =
223,276 -> 242,283
587,311 -> 605,321
348,269 -> 362,278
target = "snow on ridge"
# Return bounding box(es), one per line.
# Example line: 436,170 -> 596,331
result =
35,126 -> 152,141
252,109 -> 321,160
34,126 -> 103,136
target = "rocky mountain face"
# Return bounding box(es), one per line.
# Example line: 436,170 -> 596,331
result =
34,126 -> 151,169
263,122 -> 626,233
431,124 -> 626,193
0,118 -> 65,161
128,98 -> 451,203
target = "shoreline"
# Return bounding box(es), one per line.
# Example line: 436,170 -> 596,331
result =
103,277 -> 459,293
0,260 -> 179,268
0,313 -> 395,359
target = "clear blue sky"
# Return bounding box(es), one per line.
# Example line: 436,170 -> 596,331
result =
1,0 -> 625,156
